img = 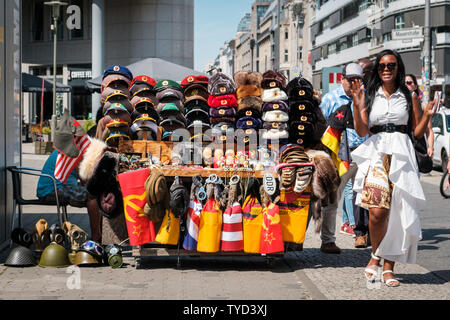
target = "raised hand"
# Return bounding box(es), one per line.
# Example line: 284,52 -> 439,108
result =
350,79 -> 364,107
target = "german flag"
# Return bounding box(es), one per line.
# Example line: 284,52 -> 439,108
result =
321,126 -> 349,177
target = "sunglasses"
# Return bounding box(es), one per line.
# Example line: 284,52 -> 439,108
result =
405,81 -> 414,85
378,63 -> 397,72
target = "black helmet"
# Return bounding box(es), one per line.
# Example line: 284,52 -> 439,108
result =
38,242 -> 71,268
81,240 -> 104,259
74,250 -> 102,267
5,245 -> 37,267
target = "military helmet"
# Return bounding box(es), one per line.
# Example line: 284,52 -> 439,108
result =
38,242 -> 71,268
73,250 -> 102,267
5,245 -> 37,267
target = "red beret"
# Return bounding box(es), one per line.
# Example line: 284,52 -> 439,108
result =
181,75 -> 209,88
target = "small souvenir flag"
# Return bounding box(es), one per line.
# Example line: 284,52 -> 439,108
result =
260,203 -> 284,254
118,168 -> 156,246
221,202 -> 243,252
321,126 -> 349,176
54,134 -> 91,183
182,199 -> 203,251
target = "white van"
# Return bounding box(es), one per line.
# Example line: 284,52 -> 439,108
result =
431,108 -> 450,170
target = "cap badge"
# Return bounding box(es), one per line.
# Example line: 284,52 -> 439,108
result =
162,80 -> 169,86
220,136 -> 227,141
188,76 -> 194,82
245,111 -> 252,116
272,123 -> 278,128
298,125 -> 304,130
221,99 -> 227,106
221,125 -> 228,130
299,90 -> 305,96
301,116 -> 307,121
299,104 -> 305,110
270,81 -> 276,88
297,139 -> 304,144
113,66 -> 120,71
273,104 -> 279,109
246,121 -> 253,126
142,76 -> 147,82
245,129 -> 253,135
220,87 -> 226,93
219,109 -> 225,115
243,137 -> 250,143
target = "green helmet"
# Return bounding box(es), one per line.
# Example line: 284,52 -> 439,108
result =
73,250 -> 102,267
39,242 -> 71,268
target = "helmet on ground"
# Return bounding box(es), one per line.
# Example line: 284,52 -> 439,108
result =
73,250 -> 102,267
4,245 -> 36,267
38,242 -> 71,268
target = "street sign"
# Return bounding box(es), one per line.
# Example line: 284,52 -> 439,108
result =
392,27 -> 423,40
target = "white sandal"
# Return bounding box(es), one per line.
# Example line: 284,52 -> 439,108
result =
382,270 -> 400,287
364,253 -> 381,281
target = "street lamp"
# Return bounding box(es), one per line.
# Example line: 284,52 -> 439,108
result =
44,1 -> 67,142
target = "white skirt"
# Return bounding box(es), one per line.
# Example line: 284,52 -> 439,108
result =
351,132 -> 425,264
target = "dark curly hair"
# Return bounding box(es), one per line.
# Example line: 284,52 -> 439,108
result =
365,49 -> 412,116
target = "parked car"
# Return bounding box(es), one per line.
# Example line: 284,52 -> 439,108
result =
431,108 -> 450,170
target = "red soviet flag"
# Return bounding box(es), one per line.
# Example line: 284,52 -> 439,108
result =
118,168 -> 156,246
260,203 -> 284,254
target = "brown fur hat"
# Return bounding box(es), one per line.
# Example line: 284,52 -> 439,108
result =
236,85 -> 263,100
234,71 -> 263,88
237,96 -> 263,112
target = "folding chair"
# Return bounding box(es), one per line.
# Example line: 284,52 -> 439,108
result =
6,166 -> 68,235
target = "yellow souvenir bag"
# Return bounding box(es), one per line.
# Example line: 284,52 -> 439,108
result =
278,187 -> 311,244
155,209 -> 180,245
242,195 -> 263,253
197,198 -> 223,253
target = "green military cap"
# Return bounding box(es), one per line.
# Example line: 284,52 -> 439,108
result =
154,79 -> 183,92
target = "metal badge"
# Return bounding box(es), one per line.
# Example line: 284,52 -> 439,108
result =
220,87 -> 226,93
301,116 -> 307,121
246,120 -> 253,126
219,109 -> 225,115
245,111 -> 252,116
221,99 -> 227,105
273,104 -> 279,109
162,80 -> 169,86
188,76 -> 194,82
263,173 -> 277,196
299,104 -> 305,110
299,90 -> 305,96
270,81 -> 276,87
298,125 -> 304,130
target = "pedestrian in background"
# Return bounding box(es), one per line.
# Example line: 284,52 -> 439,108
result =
405,73 -> 434,158
319,62 -> 369,253
350,58 -> 373,248
351,49 -> 435,287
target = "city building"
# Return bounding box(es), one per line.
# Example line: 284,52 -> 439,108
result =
206,40 -> 235,77
210,0 -> 312,82
21,0 -> 194,123
310,0 -> 450,101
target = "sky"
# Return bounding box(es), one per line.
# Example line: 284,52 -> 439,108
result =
194,0 -> 254,72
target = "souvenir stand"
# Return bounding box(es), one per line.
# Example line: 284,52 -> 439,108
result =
87,67 -> 338,270
116,134 -> 297,269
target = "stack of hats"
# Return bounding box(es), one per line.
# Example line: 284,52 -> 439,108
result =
208,73 -> 237,142
98,65 -> 134,147
129,75 -> 160,140
234,71 -> 263,145
181,75 -> 211,142
286,77 -> 325,149
154,80 -> 185,141
260,70 -> 289,145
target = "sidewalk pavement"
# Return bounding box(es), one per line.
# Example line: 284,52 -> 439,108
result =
0,144 -> 447,300
0,210 -> 448,300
